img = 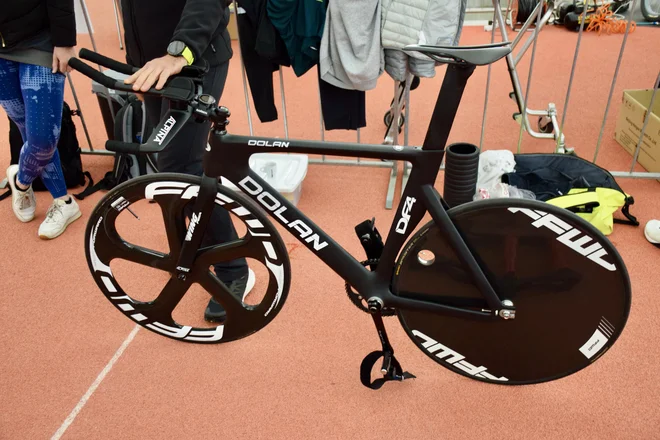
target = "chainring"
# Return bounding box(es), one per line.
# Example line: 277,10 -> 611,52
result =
345,259 -> 396,316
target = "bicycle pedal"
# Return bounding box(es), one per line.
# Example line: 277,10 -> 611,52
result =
381,351 -> 393,374
360,350 -> 416,390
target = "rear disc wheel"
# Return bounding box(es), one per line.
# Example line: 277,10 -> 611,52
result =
393,198 -> 630,384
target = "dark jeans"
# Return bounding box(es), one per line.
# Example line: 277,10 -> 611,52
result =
144,61 -> 248,283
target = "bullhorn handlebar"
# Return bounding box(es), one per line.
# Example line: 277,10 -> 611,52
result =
68,49 -> 223,154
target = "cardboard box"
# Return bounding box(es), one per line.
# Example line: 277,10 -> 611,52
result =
614,89 -> 660,173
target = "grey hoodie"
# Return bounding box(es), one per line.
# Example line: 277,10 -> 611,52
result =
319,0 -> 384,91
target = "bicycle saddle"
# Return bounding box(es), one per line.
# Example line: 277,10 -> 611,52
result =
402,42 -> 511,66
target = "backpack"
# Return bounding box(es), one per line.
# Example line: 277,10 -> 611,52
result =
1,101 -> 92,200
546,187 -> 634,236
502,153 -> 639,232
75,94 -> 157,200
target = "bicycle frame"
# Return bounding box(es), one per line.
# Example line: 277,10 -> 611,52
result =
69,47 -> 633,387
174,63 -> 512,320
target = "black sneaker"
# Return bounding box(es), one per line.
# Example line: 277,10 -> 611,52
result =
204,269 -> 255,322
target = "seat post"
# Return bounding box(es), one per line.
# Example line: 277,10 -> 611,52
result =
421,63 -> 477,151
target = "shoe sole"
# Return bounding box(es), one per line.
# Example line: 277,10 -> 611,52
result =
243,268 -> 256,302
6,165 -> 35,223
204,314 -> 226,323
15,211 -> 36,223
205,268 -> 257,323
38,209 -> 82,240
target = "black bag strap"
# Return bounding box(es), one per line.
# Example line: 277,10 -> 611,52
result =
73,171 -> 95,200
75,153 -> 129,200
137,154 -> 148,176
359,351 -> 416,390
74,171 -> 118,200
616,196 -> 639,226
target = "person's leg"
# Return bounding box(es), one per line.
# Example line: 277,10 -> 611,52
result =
18,63 -> 81,238
0,58 -> 37,222
18,63 -> 68,199
155,61 -> 249,285
0,59 -> 27,139
152,61 -> 250,321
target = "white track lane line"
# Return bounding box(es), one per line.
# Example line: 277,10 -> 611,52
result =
51,325 -> 140,440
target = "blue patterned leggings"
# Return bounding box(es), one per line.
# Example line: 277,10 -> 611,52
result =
0,58 -> 67,198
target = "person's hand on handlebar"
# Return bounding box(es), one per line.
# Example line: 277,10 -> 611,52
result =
52,47 -> 77,74
124,54 -> 188,92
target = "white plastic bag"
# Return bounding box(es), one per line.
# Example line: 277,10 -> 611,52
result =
474,182 -> 536,200
473,150 -> 535,200
476,150 -> 516,191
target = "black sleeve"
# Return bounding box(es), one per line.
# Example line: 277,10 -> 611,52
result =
46,0 -> 77,47
171,0 -> 230,62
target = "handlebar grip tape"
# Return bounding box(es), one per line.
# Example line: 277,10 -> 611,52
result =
105,140 -> 142,155
68,58 -> 118,88
69,58 -> 143,94
79,48 -> 138,75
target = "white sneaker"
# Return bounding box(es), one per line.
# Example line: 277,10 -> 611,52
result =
6,165 -> 36,222
38,197 -> 82,240
645,219 -> 660,245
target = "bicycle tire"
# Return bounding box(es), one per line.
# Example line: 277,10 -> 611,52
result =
392,198 -> 630,385
85,173 -> 291,344
641,0 -> 660,21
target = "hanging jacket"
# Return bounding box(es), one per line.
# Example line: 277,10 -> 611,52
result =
380,0 -> 466,81
319,0 -> 384,91
267,0 -> 327,77
237,0 -> 290,66
266,0 -> 366,130
120,0 -> 232,68
235,0 -> 280,122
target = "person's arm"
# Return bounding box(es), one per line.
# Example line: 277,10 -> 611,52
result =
46,0 -> 77,73
170,0 -> 229,64
125,0 -> 229,92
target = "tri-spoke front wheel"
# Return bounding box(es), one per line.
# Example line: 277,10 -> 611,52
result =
85,173 -> 291,343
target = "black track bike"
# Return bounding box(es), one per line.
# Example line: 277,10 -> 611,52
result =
69,43 -> 630,390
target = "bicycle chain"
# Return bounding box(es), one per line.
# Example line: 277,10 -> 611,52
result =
344,259 -> 396,316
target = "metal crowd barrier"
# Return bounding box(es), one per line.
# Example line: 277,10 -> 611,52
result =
485,0 -> 660,180
69,0 -> 659,206
66,0 -> 117,157
495,0 -> 571,153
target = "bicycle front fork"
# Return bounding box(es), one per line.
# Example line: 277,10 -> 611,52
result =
174,174 -> 219,280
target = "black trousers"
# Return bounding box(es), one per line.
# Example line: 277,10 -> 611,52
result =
144,61 -> 248,283
317,67 -> 366,131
